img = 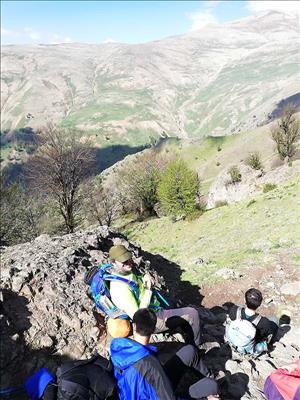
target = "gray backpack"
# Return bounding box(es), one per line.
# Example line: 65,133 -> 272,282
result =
225,306 -> 261,354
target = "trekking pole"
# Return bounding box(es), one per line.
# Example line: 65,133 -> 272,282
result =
154,290 -> 170,307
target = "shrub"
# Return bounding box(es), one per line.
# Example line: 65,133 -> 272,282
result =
214,200 -> 228,208
245,152 -> 263,170
217,146 -> 222,152
186,209 -> 204,221
228,165 -> 242,183
271,103 -> 300,160
158,159 -> 200,217
247,199 -> 256,207
216,161 -> 221,166
263,183 -> 277,193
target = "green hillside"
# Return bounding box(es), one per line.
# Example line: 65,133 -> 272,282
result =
155,123 -> 278,194
123,176 -> 300,286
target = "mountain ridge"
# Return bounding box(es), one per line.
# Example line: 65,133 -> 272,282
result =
1,11 -> 299,146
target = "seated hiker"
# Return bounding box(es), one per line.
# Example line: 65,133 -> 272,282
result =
107,245 -> 202,346
225,288 -> 278,354
110,308 -> 219,400
2,354 -> 119,400
42,353 -> 118,400
264,359 -> 300,400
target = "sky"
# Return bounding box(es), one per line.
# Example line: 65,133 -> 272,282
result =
1,1 -> 299,45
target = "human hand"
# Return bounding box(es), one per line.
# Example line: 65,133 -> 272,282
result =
207,395 -> 220,400
143,273 -> 154,290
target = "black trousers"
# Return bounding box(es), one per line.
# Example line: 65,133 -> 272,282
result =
163,344 -> 218,399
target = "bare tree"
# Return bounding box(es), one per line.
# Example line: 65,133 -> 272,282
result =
26,123 -> 96,233
271,103 -> 300,161
0,179 -> 44,245
83,177 -> 119,227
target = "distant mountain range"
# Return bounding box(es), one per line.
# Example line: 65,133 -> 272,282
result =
1,11 -> 299,146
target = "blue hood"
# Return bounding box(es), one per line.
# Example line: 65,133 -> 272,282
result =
110,338 -> 157,370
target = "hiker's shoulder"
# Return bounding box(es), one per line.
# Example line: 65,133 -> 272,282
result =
256,314 -> 271,328
228,304 -> 239,320
134,353 -> 167,378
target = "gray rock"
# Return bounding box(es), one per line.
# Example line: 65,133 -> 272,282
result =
215,268 -> 242,280
40,335 -> 53,348
278,237 -> 294,247
251,239 -> 272,253
11,277 -> 23,292
280,282 -> 300,296
194,258 -> 204,265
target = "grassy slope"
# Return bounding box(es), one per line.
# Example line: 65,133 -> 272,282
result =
123,176 -> 300,286
156,123 -> 276,194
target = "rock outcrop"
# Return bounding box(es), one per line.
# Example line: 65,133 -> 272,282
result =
1,226 -> 299,399
207,162 -> 300,209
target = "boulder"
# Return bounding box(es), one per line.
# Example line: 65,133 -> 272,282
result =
280,282 -> 300,296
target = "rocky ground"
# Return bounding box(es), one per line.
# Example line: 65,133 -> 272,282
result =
207,161 -> 300,209
0,227 -> 299,399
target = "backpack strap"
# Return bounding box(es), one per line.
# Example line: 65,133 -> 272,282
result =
251,314 -> 262,327
103,274 -> 140,300
236,306 -> 243,320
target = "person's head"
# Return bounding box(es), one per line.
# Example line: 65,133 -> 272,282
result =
245,288 -> 263,310
132,308 -> 157,338
109,245 -> 133,274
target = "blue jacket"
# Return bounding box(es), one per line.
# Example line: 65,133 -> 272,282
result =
110,338 -> 176,400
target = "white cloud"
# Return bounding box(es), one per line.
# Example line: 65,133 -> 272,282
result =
189,10 -> 218,30
188,0 -> 222,31
103,38 -> 117,43
23,27 -> 42,41
48,33 -> 73,44
1,27 -> 18,36
1,26 -> 73,44
203,1 -> 224,10
29,32 -> 41,40
247,1 -> 300,16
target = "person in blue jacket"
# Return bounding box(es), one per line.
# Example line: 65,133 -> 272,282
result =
110,308 -> 219,400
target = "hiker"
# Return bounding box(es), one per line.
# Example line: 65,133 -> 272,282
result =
86,245 -> 202,346
107,244 -> 202,346
264,359 -> 300,400
110,308 -> 219,400
0,354 -> 118,400
225,288 -> 279,354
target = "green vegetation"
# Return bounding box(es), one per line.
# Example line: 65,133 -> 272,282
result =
115,152 -> 166,216
245,151 -> 263,170
228,165 -> 242,183
263,183 -> 277,193
158,159 -> 199,217
214,200 -> 228,208
123,177 -> 300,285
156,123 -> 276,195
271,104 -> 300,161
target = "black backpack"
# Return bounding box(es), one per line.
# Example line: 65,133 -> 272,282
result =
56,354 -> 118,400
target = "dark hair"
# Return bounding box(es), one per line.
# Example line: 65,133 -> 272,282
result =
133,308 -> 157,337
245,288 -> 263,310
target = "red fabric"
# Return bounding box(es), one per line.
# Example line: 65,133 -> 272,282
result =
270,360 -> 300,400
